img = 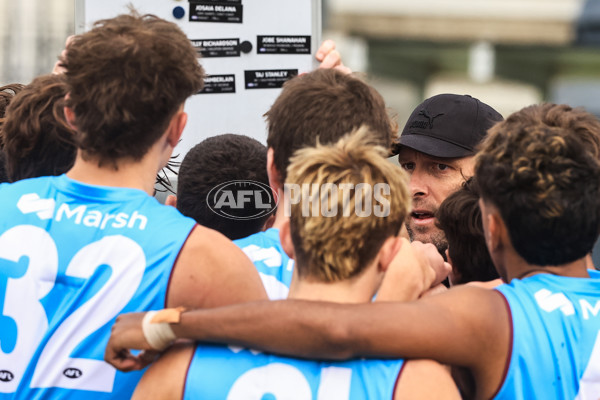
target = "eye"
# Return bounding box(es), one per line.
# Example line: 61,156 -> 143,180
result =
437,164 -> 450,171
400,162 -> 415,172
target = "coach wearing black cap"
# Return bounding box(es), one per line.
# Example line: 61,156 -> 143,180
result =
395,93 -> 503,256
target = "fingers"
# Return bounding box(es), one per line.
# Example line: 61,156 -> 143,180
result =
315,39 -> 352,75
104,312 -> 154,371
104,339 -> 157,371
431,261 -> 452,287
410,241 -> 450,287
318,50 -> 343,70
106,349 -> 153,372
65,35 -> 76,47
52,61 -> 66,75
53,35 -> 76,75
104,345 -> 137,371
315,39 -> 336,61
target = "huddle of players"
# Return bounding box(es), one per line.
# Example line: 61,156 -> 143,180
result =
0,11 -> 599,400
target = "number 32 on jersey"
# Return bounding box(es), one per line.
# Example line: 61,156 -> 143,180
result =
0,225 -> 145,393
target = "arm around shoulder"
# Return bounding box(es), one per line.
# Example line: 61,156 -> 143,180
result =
164,285 -> 509,366
106,284 -> 508,375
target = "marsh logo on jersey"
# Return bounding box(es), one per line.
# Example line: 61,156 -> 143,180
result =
17,193 -> 56,220
16,193 -> 148,230
535,289 -> 575,316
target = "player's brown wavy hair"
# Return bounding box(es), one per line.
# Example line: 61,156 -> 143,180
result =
266,69 -> 397,185
475,103 -> 600,266
0,83 -> 24,135
2,74 -> 76,182
286,127 -> 410,282
62,12 -> 205,168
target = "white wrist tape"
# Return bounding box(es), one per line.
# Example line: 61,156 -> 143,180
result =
142,311 -> 177,351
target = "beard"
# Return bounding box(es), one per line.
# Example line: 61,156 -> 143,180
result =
405,222 -> 448,258
406,198 -> 449,257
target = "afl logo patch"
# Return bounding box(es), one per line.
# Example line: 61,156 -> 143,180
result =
63,368 -> 83,379
0,370 -> 13,382
207,180 -> 277,220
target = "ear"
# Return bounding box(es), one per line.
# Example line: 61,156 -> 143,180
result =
480,199 -> 503,252
267,147 -> 282,193
167,109 -> 188,148
377,236 -> 404,273
278,217 -> 295,260
262,214 -> 276,231
64,106 -> 77,131
165,194 -> 177,208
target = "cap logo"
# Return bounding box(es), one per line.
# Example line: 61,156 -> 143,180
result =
409,110 -> 444,130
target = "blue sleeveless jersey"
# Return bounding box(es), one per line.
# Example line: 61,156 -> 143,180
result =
0,175 -> 196,399
234,228 -> 294,300
494,271 -> 600,399
184,344 -> 404,399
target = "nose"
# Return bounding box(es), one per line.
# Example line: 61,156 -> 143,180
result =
409,170 -> 428,198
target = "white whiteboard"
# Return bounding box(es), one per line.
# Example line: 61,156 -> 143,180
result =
75,0 -> 321,160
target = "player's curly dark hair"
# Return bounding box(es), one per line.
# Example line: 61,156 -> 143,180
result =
436,177 -> 499,283
177,134 -> 274,240
475,103 -> 600,266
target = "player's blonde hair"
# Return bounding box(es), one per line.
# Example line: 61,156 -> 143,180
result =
286,126 -> 411,282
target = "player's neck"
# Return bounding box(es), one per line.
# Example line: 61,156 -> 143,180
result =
287,262 -> 379,304
502,250 -> 590,282
67,150 -> 160,196
269,187 -> 287,230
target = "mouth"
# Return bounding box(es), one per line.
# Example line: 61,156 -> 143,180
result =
410,210 -> 435,225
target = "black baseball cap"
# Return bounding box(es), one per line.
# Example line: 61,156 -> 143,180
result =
395,94 -> 503,158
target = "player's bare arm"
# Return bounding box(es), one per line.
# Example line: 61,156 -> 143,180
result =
107,286 -> 509,398
168,224 -> 268,309
105,236 -> 450,369
105,240 -> 449,365
131,343 -> 195,400
395,359 -> 461,399
171,287 -> 509,398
